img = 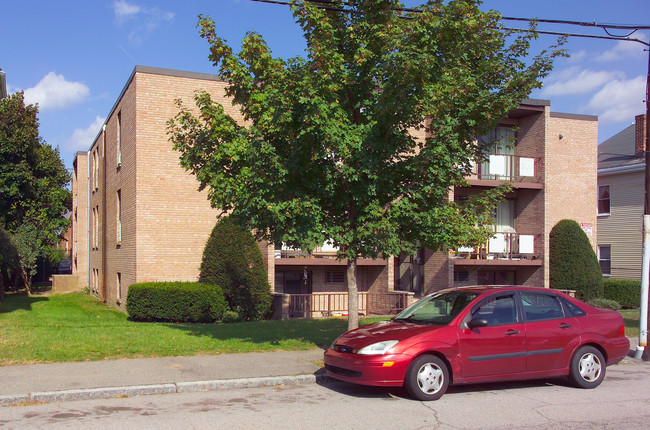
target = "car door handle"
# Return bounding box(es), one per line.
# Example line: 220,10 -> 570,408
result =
559,323 -> 572,329
505,329 -> 520,335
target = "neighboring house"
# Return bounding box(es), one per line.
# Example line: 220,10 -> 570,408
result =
71,66 -> 598,315
597,114 -> 647,280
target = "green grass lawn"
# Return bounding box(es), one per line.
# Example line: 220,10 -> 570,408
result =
1,293 -> 642,366
0,293 -> 386,366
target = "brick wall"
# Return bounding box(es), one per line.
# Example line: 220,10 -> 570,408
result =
71,153 -> 88,290
545,112 -> 598,288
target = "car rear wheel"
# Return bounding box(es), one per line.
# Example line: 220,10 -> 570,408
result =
569,346 -> 606,389
404,354 -> 449,401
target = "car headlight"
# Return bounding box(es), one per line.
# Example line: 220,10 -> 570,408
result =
357,340 -> 399,355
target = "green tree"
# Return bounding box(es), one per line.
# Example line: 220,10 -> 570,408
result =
549,219 -> 604,300
199,216 -> 272,321
0,92 -> 71,293
169,0 -> 564,329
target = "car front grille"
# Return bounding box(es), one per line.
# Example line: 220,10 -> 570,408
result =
332,344 -> 356,354
325,364 -> 362,378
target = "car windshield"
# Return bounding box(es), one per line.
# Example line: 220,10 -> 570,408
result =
393,291 -> 479,325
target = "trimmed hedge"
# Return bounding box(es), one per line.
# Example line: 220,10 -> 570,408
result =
200,216 -> 272,321
549,219 -> 603,301
126,282 -> 227,323
603,278 -> 641,309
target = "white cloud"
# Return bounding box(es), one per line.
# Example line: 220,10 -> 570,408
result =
113,0 -> 140,22
113,1 -> 174,46
68,116 -> 106,151
541,67 -> 625,96
583,75 -> 646,123
566,50 -> 587,63
23,72 -> 89,110
595,34 -> 649,62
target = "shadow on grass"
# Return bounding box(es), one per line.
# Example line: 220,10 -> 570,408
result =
160,317 -> 387,349
0,294 -> 50,313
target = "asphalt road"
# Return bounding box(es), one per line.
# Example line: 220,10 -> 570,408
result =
1,362 -> 648,430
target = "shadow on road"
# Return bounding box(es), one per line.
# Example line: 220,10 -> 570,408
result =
317,376 -> 569,401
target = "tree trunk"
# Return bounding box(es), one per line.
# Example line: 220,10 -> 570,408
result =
347,258 -> 359,330
20,267 -> 32,295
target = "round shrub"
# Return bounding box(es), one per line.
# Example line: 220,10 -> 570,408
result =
200,216 -> 272,321
549,219 -> 603,301
603,278 -> 641,309
588,298 -> 621,311
126,282 -> 227,322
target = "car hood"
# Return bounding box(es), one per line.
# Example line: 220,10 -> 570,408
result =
333,320 -> 448,349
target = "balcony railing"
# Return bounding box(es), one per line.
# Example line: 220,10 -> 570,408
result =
275,242 -> 339,259
471,154 -> 539,183
454,233 -> 538,261
287,292 -> 414,318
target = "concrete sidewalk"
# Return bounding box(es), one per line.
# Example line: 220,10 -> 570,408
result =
0,349 -> 326,406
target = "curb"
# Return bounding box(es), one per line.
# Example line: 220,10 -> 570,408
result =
0,373 -> 331,407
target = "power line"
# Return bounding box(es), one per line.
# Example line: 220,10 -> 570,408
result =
248,0 -> 650,46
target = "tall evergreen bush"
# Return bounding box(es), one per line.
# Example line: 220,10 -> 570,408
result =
200,216 -> 272,321
549,219 -> 603,300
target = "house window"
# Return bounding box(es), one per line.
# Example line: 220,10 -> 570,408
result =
116,189 -> 122,245
598,245 -> 611,276
325,271 -> 345,283
598,185 -> 610,215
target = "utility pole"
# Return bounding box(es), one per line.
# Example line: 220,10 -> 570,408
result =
640,48 -> 650,360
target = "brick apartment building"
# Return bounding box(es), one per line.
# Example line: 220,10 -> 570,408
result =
70,66 -> 598,314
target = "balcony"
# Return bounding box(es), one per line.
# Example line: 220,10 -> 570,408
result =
453,232 -> 542,266
274,242 -> 388,267
275,242 -> 338,260
467,155 -> 542,189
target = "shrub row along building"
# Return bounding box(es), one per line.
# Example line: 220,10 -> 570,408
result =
69,66 -> 598,316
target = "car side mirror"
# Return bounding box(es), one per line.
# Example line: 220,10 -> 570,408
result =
468,317 -> 489,329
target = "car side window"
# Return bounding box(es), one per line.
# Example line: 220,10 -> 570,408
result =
473,295 -> 517,326
560,297 -> 586,317
520,293 -> 564,322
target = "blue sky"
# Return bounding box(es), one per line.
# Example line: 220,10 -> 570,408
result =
1,0 -> 648,170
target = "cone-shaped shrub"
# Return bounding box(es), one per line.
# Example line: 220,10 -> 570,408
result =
549,219 -> 603,300
200,216 -> 272,320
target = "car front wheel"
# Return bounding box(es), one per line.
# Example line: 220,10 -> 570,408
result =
569,345 -> 606,389
404,354 -> 449,401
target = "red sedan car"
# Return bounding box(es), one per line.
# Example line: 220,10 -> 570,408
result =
324,286 -> 629,401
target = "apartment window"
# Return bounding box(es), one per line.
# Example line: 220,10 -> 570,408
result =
325,271 -> 345,283
92,150 -> 98,191
94,205 -> 100,249
454,269 -> 470,282
117,272 -> 122,302
116,189 -> 122,245
598,185 -> 610,215
91,207 -> 96,250
117,111 -> 122,167
598,245 -> 611,276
